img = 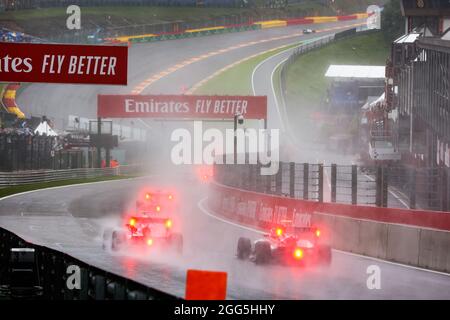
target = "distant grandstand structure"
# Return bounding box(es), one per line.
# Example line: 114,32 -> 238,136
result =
383,0 -> 450,168
354,0 -> 450,209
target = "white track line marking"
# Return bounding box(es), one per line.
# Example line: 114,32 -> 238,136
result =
332,249 -> 450,277
253,36 -> 332,158
270,57 -> 289,132
198,197 -> 265,235
197,196 -> 450,276
251,36 -> 329,95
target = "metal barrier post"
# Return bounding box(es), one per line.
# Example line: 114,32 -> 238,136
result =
410,168 -> 416,209
331,164 -> 337,202
382,167 -> 388,207
318,164 -> 323,203
80,268 -> 89,300
97,117 -> 102,168
247,164 -> 253,191
352,165 -> 357,205
275,164 -> 282,195
303,163 -> 309,200
266,174 -> 272,194
441,167 -> 448,212
289,162 -> 295,198
376,166 -> 382,207
94,275 -> 106,300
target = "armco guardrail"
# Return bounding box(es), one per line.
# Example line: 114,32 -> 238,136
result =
106,13 -> 368,44
279,27 -> 376,106
208,181 -> 450,273
0,227 -> 178,300
0,165 -> 146,187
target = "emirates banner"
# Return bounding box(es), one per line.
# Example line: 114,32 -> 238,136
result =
97,94 -> 267,120
0,42 -> 128,85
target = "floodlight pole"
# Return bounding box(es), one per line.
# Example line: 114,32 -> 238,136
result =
234,113 -> 244,164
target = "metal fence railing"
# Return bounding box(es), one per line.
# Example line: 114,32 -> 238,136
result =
0,227 -> 177,300
214,162 -> 450,212
0,164 -> 146,187
0,133 -> 86,172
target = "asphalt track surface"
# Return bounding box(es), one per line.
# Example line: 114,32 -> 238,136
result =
3,21 -> 450,299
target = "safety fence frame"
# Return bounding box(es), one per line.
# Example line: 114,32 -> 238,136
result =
214,162 -> 450,212
0,164 -> 147,187
0,227 -> 178,300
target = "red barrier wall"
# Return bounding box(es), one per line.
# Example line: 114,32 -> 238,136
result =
2,83 -> 25,118
286,18 -> 315,26
209,182 -> 450,232
208,182 -> 450,272
337,15 -> 358,21
209,182 -> 317,231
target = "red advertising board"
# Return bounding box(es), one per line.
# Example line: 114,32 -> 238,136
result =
208,182 -> 315,230
0,42 -> 128,85
97,94 -> 267,120
209,181 -> 450,232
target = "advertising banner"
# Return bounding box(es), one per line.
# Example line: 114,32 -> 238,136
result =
97,94 -> 267,120
208,182 -> 315,229
0,42 -> 128,85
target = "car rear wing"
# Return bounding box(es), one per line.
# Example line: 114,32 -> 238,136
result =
127,216 -> 169,225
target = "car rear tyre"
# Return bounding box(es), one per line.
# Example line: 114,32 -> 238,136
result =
102,229 -> 112,250
169,233 -> 183,254
237,237 -> 251,260
254,241 -> 271,265
318,245 -> 332,265
111,230 -> 124,252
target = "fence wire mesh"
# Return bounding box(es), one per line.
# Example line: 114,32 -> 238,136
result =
214,162 -> 450,212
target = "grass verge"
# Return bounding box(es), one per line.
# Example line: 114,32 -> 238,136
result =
284,31 -> 390,109
278,31 -> 390,141
0,175 -> 136,199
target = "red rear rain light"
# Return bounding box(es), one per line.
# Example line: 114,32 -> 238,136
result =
276,228 -> 283,237
293,248 -> 303,260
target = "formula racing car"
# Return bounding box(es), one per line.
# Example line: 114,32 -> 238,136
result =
236,225 -> 331,267
102,190 -> 183,254
303,28 -> 316,34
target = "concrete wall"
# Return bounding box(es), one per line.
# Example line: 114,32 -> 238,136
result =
418,229 -> 450,272
315,213 -> 450,273
209,182 -> 450,273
